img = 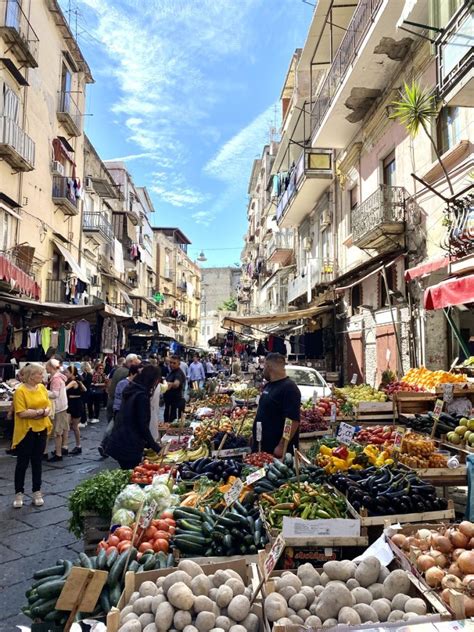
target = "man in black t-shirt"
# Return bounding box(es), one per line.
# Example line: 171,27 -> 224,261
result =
163,355 -> 186,422
252,353 -> 301,457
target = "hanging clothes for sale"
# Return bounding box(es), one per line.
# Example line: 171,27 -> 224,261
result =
284,340 -> 291,356
101,317 -> 118,354
75,319 -> 91,349
50,330 -> 59,349
58,326 -> 66,353
69,326 -> 77,355
41,327 -> 52,354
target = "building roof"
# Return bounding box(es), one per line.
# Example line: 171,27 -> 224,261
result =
152,227 -> 191,245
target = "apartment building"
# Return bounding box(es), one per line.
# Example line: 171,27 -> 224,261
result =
0,0 -> 93,303
200,266 -> 240,348
243,0 -> 473,378
152,228 -> 202,347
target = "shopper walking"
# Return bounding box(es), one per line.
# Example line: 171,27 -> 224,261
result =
65,366 -> 85,455
12,364 -> 52,508
105,365 -> 162,469
163,356 -> 186,422
106,354 -> 139,421
81,362 -> 94,424
188,354 -> 205,389
89,361 -> 108,423
205,357 -> 216,380
46,359 -> 69,462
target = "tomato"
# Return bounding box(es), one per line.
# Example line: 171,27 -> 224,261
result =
154,530 -> 170,541
154,520 -> 169,532
160,510 -> 174,520
153,538 -> 169,553
106,546 -> 118,556
139,542 -> 154,553
97,541 -> 108,552
117,540 -> 132,553
115,527 -> 133,541
163,518 -> 176,528
144,526 -> 158,540
107,535 -> 120,547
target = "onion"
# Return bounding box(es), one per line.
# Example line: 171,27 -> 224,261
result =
430,549 -> 448,568
450,528 -> 469,549
425,566 -> 445,587
391,533 -> 407,548
417,554 -> 436,572
469,537 -> 474,550
449,562 -> 463,578
465,596 -> 474,617
463,574 -> 474,596
458,550 -> 474,575
440,588 -> 452,605
452,548 -> 466,561
417,528 -> 433,540
441,574 -> 463,590
431,534 -> 453,554
407,536 -> 421,549
459,521 -> 474,539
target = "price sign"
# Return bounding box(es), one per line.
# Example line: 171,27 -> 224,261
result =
330,403 -> 337,424
351,373 -> 358,385
283,418 -> 292,441
337,422 -> 355,446
263,533 -> 286,578
224,478 -> 243,507
256,422 -> 262,443
312,390 -> 318,405
392,426 -> 406,451
139,500 -> 158,528
245,468 -> 266,486
443,383 -> 454,404
433,398 -> 444,418
212,447 -> 251,458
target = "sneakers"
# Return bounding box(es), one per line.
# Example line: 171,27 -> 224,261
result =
70,446 -> 82,455
78,422 -> 88,429
89,418 -> 100,424
49,454 -> 63,462
13,493 -> 23,508
33,491 -> 44,507
62,447 -> 69,456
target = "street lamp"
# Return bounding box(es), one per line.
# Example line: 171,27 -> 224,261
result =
197,251 -> 207,262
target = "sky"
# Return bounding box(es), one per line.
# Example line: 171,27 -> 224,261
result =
60,0 -> 313,267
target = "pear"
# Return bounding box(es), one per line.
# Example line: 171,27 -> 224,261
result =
448,432 -> 461,444
469,419 -> 474,431
460,417 -> 469,426
455,425 -> 468,436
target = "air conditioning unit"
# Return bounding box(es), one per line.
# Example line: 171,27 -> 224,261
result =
90,275 -> 99,286
321,209 -> 331,228
51,161 -> 64,176
85,177 -> 93,191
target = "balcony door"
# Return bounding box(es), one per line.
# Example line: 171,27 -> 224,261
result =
60,64 -> 72,112
382,150 -> 396,187
5,0 -> 21,29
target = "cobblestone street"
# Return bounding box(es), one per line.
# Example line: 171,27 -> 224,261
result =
0,416 -> 111,631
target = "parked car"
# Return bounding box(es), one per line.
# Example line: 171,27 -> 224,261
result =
285,365 -> 331,402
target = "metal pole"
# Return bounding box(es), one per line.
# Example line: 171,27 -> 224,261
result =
443,307 -> 470,359
381,266 -> 404,376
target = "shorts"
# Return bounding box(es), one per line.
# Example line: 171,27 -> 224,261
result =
67,398 -> 84,419
53,410 -> 69,434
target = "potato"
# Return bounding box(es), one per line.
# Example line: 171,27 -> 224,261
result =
297,563 -> 321,587
155,601 -> 175,632
355,557 -> 381,588
174,610 -> 193,631
192,574 -> 211,597
353,604 -> 379,623
118,621 -> 141,632
240,612 -> 259,632
215,616 -> 233,631
297,608 -> 311,621
143,624 -> 157,632
129,591 -> 140,604
314,585 -> 324,597
300,586 -> 315,604
163,571 -> 192,595
388,610 -> 405,622
276,573 -> 302,592
139,581 -> 159,598
151,594 -> 167,614
195,611 -> 216,632
183,627 -> 199,632
139,613 -> 155,628
226,569 -> 242,582
209,588 -> 218,601
391,594 -> 410,611
404,613 -> 418,621
156,578 -> 165,589
229,627 -> 247,632
178,559 -> 203,578
122,613 -> 138,624
244,586 -> 253,600
264,593 -> 288,622
383,569 -> 411,600
323,560 -> 356,582
314,584 -> 353,621
288,593 -> 307,611
209,629 -> 225,632
306,615 -> 322,627
378,566 -> 390,583
338,606 -> 362,625
276,618 -> 293,626
194,596 -> 214,613
168,582 -> 194,611
346,578 -> 360,590
120,605 -> 134,622
225,578 -> 244,596
227,595 -> 250,622
133,596 -> 153,615
352,587 -> 373,605
319,572 -> 329,586
367,583 -> 384,599
216,585 -> 233,608
405,598 -> 427,615
279,586 -> 297,602
289,614 -> 304,624
371,598 -> 391,622
322,618 -> 338,628
213,570 -> 230,588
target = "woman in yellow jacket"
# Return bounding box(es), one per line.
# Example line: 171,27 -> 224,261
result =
12,364 -> 52,508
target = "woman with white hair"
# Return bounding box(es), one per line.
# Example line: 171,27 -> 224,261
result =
12,364 -> 52,508
46,359 -> 69,462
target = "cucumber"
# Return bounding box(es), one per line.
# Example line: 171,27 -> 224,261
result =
100,586 -> 111,614
128,560 -> 139,572
106,549 -> 118,569
89,555 -> 97,569
177,519 -> 203,533
62,560 -> 73,577
138,551 -> 153,565
97,548 -> 107,570
36,579 -> 66,599
142,555 -> 156,571
27,589 -> 39,604
33,564 -> 65,580
79,552 -> 92,569
223,534 -> 233,549
32,574 -> 63,589
254,529 -> 261,546
109,583 -> 122,607
173,508 -> 204,521
173,533 -> 209,545
227,512 -> 249,527
166,553 -> 174,568
108,548 -> 137,587
233,501 -> 248,516
31,597 -> 58,618
172,538 -> 206,554
44,609 -> 64,622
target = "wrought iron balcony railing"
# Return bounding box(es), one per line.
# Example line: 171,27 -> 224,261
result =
52,176 -> 79,216
351,185 -> 406,250
57,91 -> 82,136
83,212 -> 114,243
0,0 -> 39,67
0,116 -> 35,170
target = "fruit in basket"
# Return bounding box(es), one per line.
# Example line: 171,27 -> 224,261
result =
335,384 -> 387,404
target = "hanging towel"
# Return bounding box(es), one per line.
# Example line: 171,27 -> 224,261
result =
113,238 -> 125,274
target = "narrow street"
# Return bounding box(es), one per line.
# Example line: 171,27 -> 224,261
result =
0,418 -> 111,631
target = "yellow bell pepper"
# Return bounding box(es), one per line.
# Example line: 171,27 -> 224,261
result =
319,445 -> 332,456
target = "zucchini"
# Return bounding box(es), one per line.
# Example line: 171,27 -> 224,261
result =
31,597 -> 58,618
108,548 -> 137,587
109,583 -> 122,607
100,586 -> 111,614
166,553 -> 174,568
36,579 -> 66,600
79,552 -> 92,569
44,609 -> 64,622
227,512 -> 249,527
173,508 -> 204,521
223,534 -> 233,549
106,549 -> 118,569
33,564 -> 65,580
172,533 -> 209,545
32,574 -> 62,589
97,548 -> 107,570
62,559 -> 73,577
142,555 -> 157,571
177,519 -> 203,533
128,560 -> 139,572
233,501 -> 248,516
172,538 -> 206,554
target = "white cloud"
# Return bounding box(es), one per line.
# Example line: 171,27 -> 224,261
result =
192,211 -> 215,226
150,172 -> 209,209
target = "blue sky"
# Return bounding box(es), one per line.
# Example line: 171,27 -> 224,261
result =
61,0 -> 313,266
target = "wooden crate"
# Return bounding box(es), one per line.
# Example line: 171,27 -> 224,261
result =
398,438 -> 468,485
393,391 -> 436,415
82,510 -> 109,555
357,498 -> 455,527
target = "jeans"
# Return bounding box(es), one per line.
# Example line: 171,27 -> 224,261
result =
91,391 -> 106,418
15,429 -> 47,494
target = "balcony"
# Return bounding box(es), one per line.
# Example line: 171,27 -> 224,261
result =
52,176 -> 79,216
267,231 -> 294,265
351,185 -> 406,251
0,0 -> 39,67
46,279 -> 66,303
83,212 -> 113,244
311,0 -> 409,148
276,149 -> 333,228
436,3 -> 474,107
288,260 -> 335,303
57,91 -> 82,137
0,116 -> 35,171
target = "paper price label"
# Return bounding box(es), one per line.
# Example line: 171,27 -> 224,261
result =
211,447 -> 251,458
392,426 -> 406,451
351,373 -> 358,385
330,403 -> 337,424
245,468 -> 266,486
312,390 -> 318,405
443,383 -> 454,403
264,533 -> 286,578
283,418 -> 292,441
433,398 -> 444,418
139,500 -> 158,528
337,422 -> 355,446
224,478 -> 243,507
256,422 -> 262,442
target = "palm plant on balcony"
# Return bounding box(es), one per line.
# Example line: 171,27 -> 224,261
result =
390,81 -> 454,196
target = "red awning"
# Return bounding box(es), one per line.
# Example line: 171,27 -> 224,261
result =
405,256 -> 450,281
0,254 -> 40,299
424,274 -> 474,310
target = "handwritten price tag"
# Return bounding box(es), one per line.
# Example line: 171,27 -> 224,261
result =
245,468 -> 266,486
264,533 -> 286,578
337,422 -> 355,446
224,478 -> 243,507
351,373 -> 358,385
392,426 -> 406,451
139,500 -> 158,528
211,447 -> 251,458
330,403 -> 337,424
256,422 -> 262,443
433,398 -> 444,418
283,418 -> 292,441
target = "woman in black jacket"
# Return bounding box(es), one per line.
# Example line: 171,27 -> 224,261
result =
105,365 -> 161,469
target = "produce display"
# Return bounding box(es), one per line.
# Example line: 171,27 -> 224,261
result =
260,482 -> 347,529
335,384 -> 388,405
179,457 -> 243,482
100,510 -> 176,556
111,479 -> 175,528
172,504 -> 267,557
299,404 -> 328,434
390,521 -> 474,615
446,416 -> 474,447
248,453 -> 324,495
210,431 -> 249,451
130,462 -> 174,485
179,476 -> 250,510
193,418 -> 233,444
231,405 -> 254,438
114,559 -> 260,632
263,558 -> 433,629
403,367 -> 467,389
206,393 -> 232,408
330,465 -> 449,516
233,386 -> 259,400
244,451 -> 274,466
146,444 -> 211,465
403,410 -> 461,438
314,439 -> 393,472
382,380 -> 424,395
398,432 -> 448,469
355,425 -> 397,445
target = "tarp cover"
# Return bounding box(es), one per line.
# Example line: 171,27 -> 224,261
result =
405,256 -> 450,281
222,303 -> 333,328
424,274 -> 474,310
